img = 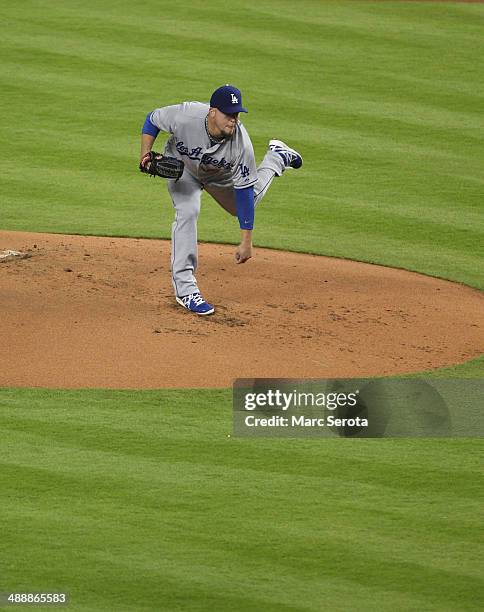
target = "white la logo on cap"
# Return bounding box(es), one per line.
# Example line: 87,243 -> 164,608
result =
231,93 -> 238,104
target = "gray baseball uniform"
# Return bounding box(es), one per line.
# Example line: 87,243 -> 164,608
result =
149,101 -> 285,297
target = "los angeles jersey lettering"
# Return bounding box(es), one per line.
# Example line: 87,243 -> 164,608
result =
149,102 -> 257,189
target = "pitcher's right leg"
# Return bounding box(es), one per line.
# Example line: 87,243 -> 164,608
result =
254,140 -> 303,205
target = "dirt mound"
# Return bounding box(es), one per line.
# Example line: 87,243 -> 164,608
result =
1,231 -> 482,388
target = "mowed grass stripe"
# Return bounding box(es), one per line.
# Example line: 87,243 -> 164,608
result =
1,388 -> 482,610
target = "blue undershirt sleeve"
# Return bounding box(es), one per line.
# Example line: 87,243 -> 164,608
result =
142,112 -> 160,138
235,186 -> 255,230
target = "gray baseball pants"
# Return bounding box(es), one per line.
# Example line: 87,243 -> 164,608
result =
167,150 -> 285,298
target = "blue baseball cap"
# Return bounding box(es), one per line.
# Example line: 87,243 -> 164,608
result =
210,85 -> 248,114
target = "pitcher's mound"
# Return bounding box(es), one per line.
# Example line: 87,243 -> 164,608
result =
1,231 -> 482,388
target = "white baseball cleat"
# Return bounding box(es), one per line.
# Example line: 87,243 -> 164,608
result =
269,139 -> 303,169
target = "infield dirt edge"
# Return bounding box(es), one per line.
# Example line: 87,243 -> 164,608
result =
1,230 -> 483,389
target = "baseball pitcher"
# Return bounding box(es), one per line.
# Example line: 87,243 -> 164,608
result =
140,84 -> 302,315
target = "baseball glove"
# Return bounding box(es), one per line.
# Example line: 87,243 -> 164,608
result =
139,151 -> 184,181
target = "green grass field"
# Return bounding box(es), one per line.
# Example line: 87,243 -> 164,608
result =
1,389 -> 482,611
1,1 -> 483,610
